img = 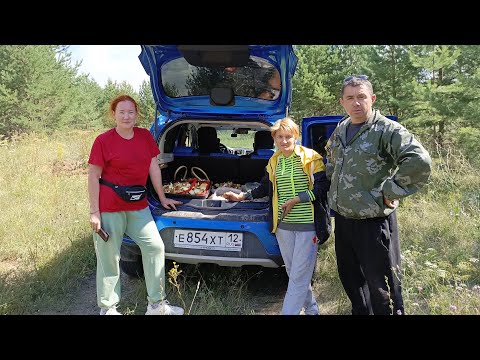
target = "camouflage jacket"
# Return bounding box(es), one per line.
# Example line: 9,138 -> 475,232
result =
325,109 -> 432,219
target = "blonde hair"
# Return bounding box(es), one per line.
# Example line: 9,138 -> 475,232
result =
270,117 -> 299,138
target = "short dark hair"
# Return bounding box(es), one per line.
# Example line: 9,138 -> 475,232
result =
341,77 -> 373,97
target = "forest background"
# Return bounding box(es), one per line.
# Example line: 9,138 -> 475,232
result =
1,45 -> 479,315
2,45 -> 480,161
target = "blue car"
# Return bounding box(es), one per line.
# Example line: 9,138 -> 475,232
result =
119,45 -> 340,277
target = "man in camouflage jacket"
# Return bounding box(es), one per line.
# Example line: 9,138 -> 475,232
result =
325,75 -> 432,315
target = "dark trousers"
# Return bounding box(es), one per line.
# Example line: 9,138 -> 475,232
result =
334,211 -> 404,315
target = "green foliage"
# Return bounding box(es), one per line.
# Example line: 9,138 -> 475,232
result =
0,45 -> 106,136
363,45 -> 418,118
61,74 -> 104,130
403,46 -> 466,144
454,127 -> 480,167
1,44 -> 479,166
138,80 -> 155,128
0,45 -> 74,135
456,52 -> 480,127
290,45 -> 368,119
0,45 -> 157,137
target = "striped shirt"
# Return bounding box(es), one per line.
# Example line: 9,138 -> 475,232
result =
276,153 -> 315,224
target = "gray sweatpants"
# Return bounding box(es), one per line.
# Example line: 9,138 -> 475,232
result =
275,228 -> 319,315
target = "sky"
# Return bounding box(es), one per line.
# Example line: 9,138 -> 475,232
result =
68,45 -> 150,90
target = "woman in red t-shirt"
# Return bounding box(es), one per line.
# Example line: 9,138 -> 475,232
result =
88,94 -> 183,315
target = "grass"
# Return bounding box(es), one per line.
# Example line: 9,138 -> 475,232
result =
0,130 -> 479,314
0,131 -> 96,314
398,146 -> 480,314
109,262 -> 288,315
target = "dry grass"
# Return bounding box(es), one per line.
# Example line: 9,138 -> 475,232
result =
0,131 -> 97,314
1,131 -> 479,314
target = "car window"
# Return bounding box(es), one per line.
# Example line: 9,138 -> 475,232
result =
217,130 -> 254,151
161,56 -> 280,100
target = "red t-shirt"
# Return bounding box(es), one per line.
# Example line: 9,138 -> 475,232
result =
88,127 -> 160,212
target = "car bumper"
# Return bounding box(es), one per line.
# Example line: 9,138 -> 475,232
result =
165,252 -> 281,268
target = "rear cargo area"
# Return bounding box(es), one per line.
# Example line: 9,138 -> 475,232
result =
148,154 -> 270,220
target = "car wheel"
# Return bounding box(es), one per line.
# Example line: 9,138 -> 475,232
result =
120,258 -> 144,278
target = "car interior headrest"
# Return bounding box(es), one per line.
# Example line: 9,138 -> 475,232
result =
254,130 -> 274,151
197,126 -> 220,154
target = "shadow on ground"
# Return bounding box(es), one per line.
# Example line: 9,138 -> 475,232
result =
166,262 -> 288,315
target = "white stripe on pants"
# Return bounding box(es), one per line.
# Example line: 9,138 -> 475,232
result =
275,228 -> 319,315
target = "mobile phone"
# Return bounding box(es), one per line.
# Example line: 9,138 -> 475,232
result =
97,228 -> 110,242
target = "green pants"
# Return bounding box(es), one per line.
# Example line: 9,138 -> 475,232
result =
93,207 -> 165,309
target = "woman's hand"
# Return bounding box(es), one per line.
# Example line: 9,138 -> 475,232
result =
223,191 -> 245,202
161,197 -> 182,210
281,196 -> 300,219
90,211 -> 101,232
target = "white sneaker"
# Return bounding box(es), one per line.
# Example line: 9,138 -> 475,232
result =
100,307 -> 122,315
145,300 -> 184,315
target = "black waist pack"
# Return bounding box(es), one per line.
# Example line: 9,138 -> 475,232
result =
99,178 -> 147,202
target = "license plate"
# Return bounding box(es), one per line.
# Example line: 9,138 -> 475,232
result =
173,229 -> 243,252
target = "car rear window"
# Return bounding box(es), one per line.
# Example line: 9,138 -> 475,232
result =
161,56 -> 280,100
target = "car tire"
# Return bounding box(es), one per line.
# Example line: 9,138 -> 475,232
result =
120,258 -> 144,278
